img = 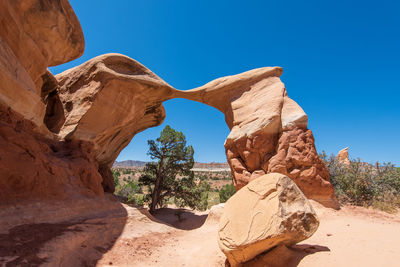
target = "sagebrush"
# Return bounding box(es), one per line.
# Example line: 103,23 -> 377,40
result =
320,151 -> 400,212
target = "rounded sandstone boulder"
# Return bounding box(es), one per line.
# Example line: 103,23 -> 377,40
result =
218,173 -> 319,266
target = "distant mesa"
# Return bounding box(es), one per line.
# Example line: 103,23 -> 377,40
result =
113,160 -> 148,168
113,160 -> 231,171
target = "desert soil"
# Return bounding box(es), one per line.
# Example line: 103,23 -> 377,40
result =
2,200 -> 399,266
96,201 -> 400,267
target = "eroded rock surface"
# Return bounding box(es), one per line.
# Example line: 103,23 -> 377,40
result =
218,173 -> 319,267
55,53 -> 175,167
0,0 -> 83,132
0,105 -> 104,202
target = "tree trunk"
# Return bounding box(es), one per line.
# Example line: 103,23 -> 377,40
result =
150,156 -> 164,213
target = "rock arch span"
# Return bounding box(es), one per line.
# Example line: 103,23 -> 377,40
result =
54,53 -> 336,207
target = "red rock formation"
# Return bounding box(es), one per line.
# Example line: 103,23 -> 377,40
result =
268,128 -> 335,206
0,0 -> 83,132
0,0 -> 106,203
0,104 -> 104,202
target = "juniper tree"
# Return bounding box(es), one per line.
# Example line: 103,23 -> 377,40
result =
139,125 -> 203,213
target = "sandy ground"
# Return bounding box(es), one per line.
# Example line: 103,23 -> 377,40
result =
296,201 -> 400,267
96,202 -> 400,267
1,198 -> 399,266
96,205 -> 226,267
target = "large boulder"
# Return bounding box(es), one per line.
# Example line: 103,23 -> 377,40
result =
218,173 -> 319,267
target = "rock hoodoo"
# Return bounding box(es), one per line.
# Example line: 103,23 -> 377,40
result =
218,173 -> 319,266
336,147 -> 351,165
0,0 -> 336,207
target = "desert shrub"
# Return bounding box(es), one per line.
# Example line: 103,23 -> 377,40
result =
196,181 -> 211,211
207,192 -> 220,209
122,169 -> 132,175
115,180 -> 143,200
127,193 -> 144,206
222,172 -> 232,180
219,183 -> 236,203
321,151 -> 400,211
112,169 -> 121,187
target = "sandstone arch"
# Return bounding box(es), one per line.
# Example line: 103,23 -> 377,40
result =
50,53 -> 336,207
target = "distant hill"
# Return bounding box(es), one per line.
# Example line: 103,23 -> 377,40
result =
193,162 -> 229,169
113,160 -> 229,170
113,160 -> 148,168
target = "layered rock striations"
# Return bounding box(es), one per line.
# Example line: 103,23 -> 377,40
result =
0,0 -> 336,208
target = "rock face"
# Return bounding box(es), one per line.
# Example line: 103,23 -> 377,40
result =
336,147 -> 351,165
0,105 -> 104,202
218,173 -> 319,267
0,0 -> 84,132
0,0 -> 106,202
0,0 -> 336,208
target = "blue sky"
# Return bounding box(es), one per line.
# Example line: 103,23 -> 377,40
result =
50,0 -> 400,165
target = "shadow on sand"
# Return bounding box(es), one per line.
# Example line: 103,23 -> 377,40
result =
0,194 -> 128,266
137,207 -> 208,230
239,244 -> 330,267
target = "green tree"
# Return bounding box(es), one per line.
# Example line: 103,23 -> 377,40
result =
112,169 -> 120,187
219,183 -> 236,203
139,125 -> 201,213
